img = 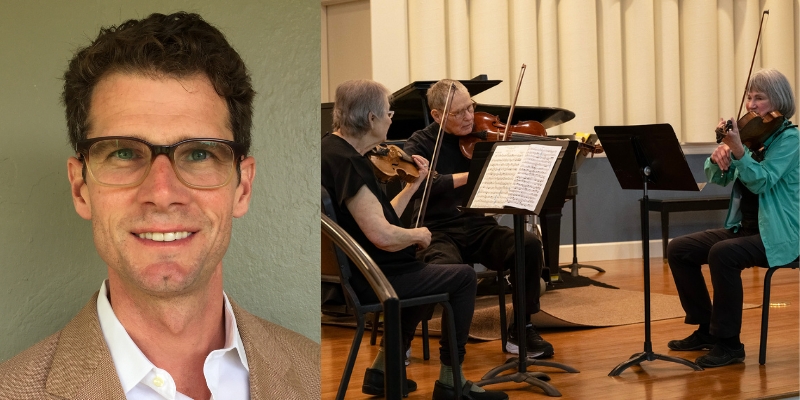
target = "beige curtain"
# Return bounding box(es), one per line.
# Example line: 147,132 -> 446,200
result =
370,0 -> 799,141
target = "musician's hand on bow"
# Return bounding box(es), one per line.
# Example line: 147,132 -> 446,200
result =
719,117 -> 746,160
414,227 -> 432,249
711,143 -> 732,171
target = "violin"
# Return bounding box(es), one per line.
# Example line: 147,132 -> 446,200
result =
367,144 -> 419,183
716,110 -> 785,151
715,10 -> 783,151
459,111 -> 604,159
458,112 -> 544,158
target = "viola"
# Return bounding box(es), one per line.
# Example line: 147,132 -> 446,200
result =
459,111 -> 603,159
366,144 -> 419,184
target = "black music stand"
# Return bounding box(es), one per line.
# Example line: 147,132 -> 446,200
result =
594,124 -> 704,376
551,133 -> 606,278
462,141 -> 579,397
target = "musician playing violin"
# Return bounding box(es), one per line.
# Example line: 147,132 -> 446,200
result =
321,79 -> 508,400
404,79 -> 554,358
667,69 -> 799,368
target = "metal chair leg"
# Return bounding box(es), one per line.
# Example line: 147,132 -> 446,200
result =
337,313 -> 367,400
759,267 -> 777,365
370,312 -> 380,345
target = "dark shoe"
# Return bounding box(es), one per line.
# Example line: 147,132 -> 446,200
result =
506,323 -> 554,358
668,330 -> 716,351
362,368 -> 417,396
695,343 -> 745,368
432,380 -> 508,400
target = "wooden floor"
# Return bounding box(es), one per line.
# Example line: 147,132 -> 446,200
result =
321,258 -> 799,399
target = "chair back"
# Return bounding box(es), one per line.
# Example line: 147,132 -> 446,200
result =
321,186 -> 348,281
322,186 -> 398,309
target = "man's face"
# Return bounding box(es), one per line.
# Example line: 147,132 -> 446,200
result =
432,90 -> 474,136
67,72 -> 255,297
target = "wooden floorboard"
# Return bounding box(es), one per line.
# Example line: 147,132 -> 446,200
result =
321,258 -> 799,399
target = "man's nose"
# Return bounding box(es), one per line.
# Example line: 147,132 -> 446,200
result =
137,154 -> 189,204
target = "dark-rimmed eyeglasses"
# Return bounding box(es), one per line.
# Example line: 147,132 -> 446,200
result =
75,136 -> 245,189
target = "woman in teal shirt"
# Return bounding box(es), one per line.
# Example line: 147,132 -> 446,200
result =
666,69 -> 799,368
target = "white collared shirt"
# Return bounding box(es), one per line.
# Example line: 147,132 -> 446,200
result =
96,281 -> 250,400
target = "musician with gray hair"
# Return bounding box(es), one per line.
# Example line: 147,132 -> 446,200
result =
667,68 -> 799,368
404,79 -> 555,359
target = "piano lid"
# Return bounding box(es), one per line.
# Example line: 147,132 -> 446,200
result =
475,104 -> 575,130
386,76 -> 501,140
320,75 -> 576,140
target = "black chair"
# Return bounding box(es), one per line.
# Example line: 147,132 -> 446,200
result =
759,260 -> 799,365
322,187 -> 462,400
369,269 -> 509,361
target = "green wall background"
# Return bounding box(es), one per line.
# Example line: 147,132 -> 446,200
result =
0,0 -> 321,361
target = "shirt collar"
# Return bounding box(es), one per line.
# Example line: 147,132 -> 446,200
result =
96,280 -> 249,394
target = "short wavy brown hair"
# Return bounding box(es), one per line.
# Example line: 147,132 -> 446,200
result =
62,12 -> 255,155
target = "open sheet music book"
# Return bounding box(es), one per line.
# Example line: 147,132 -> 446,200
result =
469,144 -> 561,212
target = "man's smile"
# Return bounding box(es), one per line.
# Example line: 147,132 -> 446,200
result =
136,231 -> 194,242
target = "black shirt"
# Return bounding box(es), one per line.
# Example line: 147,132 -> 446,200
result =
321,133 -> 425,276
736,179 -> 760,232
403,123 -> 474,227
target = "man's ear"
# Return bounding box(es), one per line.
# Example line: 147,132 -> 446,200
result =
232,156 -> 256,218
430,109 -> 442,124
67,157 -> 92,220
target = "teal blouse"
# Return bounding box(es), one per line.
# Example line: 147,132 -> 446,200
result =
705,119 -> 800,267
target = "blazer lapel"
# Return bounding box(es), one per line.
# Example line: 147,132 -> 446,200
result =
46,292 -> 126,399
232,301 -> 305,400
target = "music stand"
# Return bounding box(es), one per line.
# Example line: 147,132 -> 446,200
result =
551,133 -> 606,278
594,123 -> 704,376
462,141 -> 579,397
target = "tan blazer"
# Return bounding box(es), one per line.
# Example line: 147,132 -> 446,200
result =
0,293 -> 320,399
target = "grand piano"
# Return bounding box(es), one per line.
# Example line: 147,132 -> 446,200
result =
321,75 -> 578,281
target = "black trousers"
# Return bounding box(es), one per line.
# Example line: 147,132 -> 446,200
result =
667,227 -> 767,338
417,215 -> 543,315
353,263 -> 476,366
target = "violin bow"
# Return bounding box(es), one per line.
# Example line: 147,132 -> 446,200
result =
415,83 -> 456,228
502,64 -> 527,141
737,10 -> 769,119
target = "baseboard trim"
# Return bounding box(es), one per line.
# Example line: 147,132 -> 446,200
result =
558,240 -> 665,264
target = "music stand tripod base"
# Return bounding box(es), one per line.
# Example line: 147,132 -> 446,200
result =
478,357 -> 580,397
609,348 -> 703,376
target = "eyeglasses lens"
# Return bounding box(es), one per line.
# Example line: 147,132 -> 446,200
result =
174,141 -> 236,187
449,103 -> 475,119
87,138 -> 235,188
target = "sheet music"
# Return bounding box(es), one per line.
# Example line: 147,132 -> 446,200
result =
470,145 -> 528,209
504,145 -> 561,211
470,144 -> 561,211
